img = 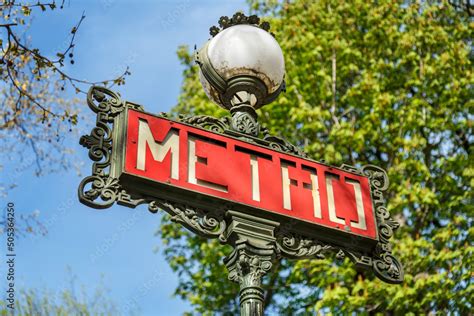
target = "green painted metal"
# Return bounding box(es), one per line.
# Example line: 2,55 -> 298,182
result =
208,12 -> 273,38
223,212 -> 279,316
78,86 -> 404,294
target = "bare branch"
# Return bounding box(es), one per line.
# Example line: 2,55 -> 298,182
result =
0,11 -> 130,120
6,64 -> 60,117
331,48 -> 340,127
1,0 -> 66,10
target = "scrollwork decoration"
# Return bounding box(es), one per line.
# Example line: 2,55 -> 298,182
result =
176,112 -> 306,158
78,176 -> 121,209
149,200 -> 226,239
373,253 -> 403,284
262,127 -> 308,158
360,164 -> 403,283
178,114 -> 231,134
86,85 -> 125,116
78,87 -> 126,209
275,232 -> 333,259
78,87 -> 145,209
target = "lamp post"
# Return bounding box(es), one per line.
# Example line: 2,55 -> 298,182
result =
194,13 -> 286,315
189,14 -> 307,309
78,10 -> 403,316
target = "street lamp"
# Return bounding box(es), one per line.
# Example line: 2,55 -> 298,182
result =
79,10 -> 403,316
195,12 -> 285,136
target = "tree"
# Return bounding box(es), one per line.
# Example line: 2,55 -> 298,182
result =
0,280 -> 125,315
0,1 -> 129,196
158,0 -> 473,314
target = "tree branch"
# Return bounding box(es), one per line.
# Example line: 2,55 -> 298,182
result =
331,48 -> 340,127
0,11 -> 130,120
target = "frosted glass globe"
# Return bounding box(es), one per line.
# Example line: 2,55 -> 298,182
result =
206,24 -> 285,95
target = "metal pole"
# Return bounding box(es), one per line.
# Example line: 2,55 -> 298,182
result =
225,240 -> 274,316
239,272 -> 266,316
222,211 -> 279,316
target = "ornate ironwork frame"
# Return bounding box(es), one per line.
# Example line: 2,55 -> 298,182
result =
79,86 -> 403,287
208,12 -> 274,38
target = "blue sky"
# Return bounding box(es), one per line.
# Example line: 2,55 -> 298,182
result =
1,1 -> 248,315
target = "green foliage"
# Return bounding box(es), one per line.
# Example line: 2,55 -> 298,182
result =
160,0 -> 473,314
0,284 -> 121,316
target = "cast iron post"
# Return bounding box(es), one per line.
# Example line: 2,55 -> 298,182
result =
223,211 -> 279,315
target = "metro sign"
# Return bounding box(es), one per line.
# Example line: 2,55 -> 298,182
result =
123,109 -> 377,247
79,87 -> 403,284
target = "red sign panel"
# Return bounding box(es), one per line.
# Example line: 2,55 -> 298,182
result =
123,109 -> 377,240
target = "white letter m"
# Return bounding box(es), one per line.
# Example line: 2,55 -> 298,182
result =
136,119 -> 179,180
